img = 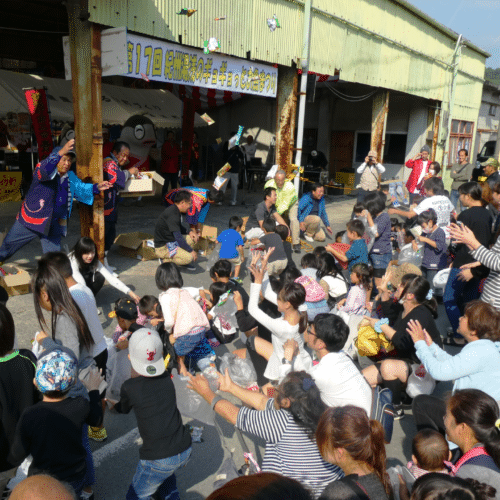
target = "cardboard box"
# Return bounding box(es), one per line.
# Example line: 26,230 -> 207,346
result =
0,265 -> 31,296
201,225 -> 218,240
120,171 -> 165,197
114,232 -> 157,261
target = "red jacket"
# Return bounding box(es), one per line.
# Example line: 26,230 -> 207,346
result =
161,141 -> 180,173
405,158 -> 430,194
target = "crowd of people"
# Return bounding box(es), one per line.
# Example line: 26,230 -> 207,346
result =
1,138 -> 500,500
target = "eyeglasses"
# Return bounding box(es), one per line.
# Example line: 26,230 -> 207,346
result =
307,327 -> 316,337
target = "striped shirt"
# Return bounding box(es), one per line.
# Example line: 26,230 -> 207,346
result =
472,239 -> 500,311
236,399 -> 343,498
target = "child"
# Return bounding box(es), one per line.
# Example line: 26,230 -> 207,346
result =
275,224 -> 296,269
335,230 -> 346,243
327,219 -> 369,272
316,253 -> 348,308
9,349 -> 103,496
416,161 -> 442,196
138,295 -> 162,329
156,262 -> 214,376
205,282 -> 238,343
336,263 -> 373,316
0,305 -> 38,473
406,429 -> 451,480
210,259 -> 249,307
300,253 -> 319,280
417,209 -> 447,288
217,216 -> 244,281
259,218 -> 288,277
107,298 -> 142,403
112,329 -> 192,500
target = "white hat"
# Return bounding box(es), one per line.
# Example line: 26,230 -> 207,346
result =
129,328 -> 165,377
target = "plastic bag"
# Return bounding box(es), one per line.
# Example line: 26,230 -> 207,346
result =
406,363 -> 436,398
205,242 -> 222,271
433,268 -> 451,290
171,371 -> 215,426
211,292 -> 239,337
219,352 -> 257,388
398,243 -> 423,267
106,344 -> 132,403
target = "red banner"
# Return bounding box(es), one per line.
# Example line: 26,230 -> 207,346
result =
181,99 -> 195,178
24,88 -> 53,161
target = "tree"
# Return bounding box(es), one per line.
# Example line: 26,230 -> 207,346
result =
485,67 -> 500,86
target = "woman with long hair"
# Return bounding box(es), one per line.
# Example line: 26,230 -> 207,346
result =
69,236 -> 140,302
362,275 -> 442,419
188,370 -> 343,497
33,259 -> 94,370
409,301 -> 500,436
444,389 -> 500,494
316,405 -> 391,500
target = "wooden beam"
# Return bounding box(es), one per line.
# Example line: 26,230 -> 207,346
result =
431,106 -> 441,162
275,66 -> 298,173
67,1 -> 104,259
371,91 -> 390,161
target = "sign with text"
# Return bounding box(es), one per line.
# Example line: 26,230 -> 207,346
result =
0,172 -> 22,203
126,33 -> 277,97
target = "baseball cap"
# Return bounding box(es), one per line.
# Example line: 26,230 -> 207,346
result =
420,145 -> 430,154
36,350 -> 78,393
129,328 -> 165,377
368,150 -> 377,158
481,157 -> 499,169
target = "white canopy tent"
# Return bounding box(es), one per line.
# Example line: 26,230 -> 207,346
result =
0,69 -> 207,128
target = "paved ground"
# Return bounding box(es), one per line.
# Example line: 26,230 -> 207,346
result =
0,182 -> 456,498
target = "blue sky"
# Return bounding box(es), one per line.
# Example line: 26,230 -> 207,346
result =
409,0 -> 500,68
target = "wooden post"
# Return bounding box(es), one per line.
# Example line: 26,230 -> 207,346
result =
431,106 -> 441,162
67,1 -> 104,259
275,66 -> 298,173
371,91 -> 390,161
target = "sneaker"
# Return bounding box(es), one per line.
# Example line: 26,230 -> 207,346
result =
393,404 -> 405,420
293,244 -> 301,253
88,426 -> 108,442
80,490 -> 95,500
304,234 -> 314,243
230,201 -> 237,206
182,264 -> 197,271
392,200 -> 401,208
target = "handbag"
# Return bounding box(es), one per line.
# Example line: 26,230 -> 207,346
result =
406,363 -> 436,398
355,319 -> 394,357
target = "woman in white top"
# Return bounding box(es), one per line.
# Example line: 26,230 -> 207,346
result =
69,237 -> 140,302
316,254 -> 348,308
248,252 -> 312,382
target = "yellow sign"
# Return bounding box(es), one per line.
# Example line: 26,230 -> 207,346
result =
0,172 -> 22,203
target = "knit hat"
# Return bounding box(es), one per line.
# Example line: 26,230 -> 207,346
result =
388,263 -> 422,288
295,275 -> 326,302
481,157 -> 499,169
129,328 -> 165,377
420,145 -> 430,154
111,298 -> 138,321
36,350 -> 78,394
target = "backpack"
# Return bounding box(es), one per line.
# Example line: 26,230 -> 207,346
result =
370,386 -> 395,443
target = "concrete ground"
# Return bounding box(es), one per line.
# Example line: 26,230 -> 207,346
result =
0,183 -> 456,498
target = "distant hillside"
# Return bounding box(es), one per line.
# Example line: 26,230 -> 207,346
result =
486,67 -> 500,85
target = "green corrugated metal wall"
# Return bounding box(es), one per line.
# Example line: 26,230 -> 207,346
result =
88,0 -> 487,122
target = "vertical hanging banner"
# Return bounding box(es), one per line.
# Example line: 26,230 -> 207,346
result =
24,89 -> 53,160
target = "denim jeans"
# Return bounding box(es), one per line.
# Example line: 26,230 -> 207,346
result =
126,447 -> 192,500
450,189 -> 462,212
443,267 -> 480,335
421,267 -> 439,291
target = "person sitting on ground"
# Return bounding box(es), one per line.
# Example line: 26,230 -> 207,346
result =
407,429 -> 451,480
245,187 -> 288,241
280,313 -> 372,414
111,329 -> 192,500
217,216 -> 244,282
0,305 -> 38,474
264,169 -> 300,252
69,236 -> 140,302
209,259 -> 249,306
362,275 -> 442,420
298,183 -> 333,242
300,253 -> 319,280
258,218 -> 289,277
444,389 -> 500,494
9,350 -> 104,497
336,263 -> 372,317
327,219 -> 369,273
316,405 -> 392,500
154,190 -> 200,271
409,300 -> 500,436
206,472 -> 313,500
188,370 -> 343,497
275,224 -> 296,269
316,254 -> 348,308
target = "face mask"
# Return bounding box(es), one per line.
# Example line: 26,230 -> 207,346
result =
429,170 -> 435,175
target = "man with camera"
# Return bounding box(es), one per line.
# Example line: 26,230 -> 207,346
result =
356,149 -> 385,203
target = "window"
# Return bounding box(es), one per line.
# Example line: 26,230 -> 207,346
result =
489,105 -> 497,117
449,120 -> 474,163
355,132 -> 407,164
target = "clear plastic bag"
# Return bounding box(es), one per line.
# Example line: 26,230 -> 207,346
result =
398,243 -> 423,267
211,292 -> 239,337
205,242 -> 222,271
171,371 -> 215,426
219,352 -> 257,388
406,363 -> 436,398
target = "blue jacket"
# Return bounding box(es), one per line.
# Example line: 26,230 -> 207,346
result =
415,338 -> 500,401
103,153 -> 128,223
18,149 -> 97,236
298,192 -> 330,227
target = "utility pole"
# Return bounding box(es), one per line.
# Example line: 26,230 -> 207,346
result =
294,0 -> 312,195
